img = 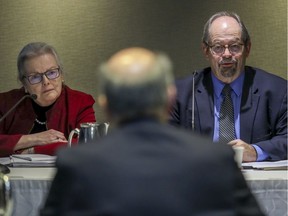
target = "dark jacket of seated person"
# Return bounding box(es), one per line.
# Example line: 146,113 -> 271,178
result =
40,47 -> 264,216
40,118 -> 264,216
170,11 -> 287,162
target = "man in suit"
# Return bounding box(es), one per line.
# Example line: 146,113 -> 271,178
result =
170,11 -> 287,162
40,47 -> 263,215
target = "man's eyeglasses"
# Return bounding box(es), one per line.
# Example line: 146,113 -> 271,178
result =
24,68 -> 60,85
206,43 -> 244,56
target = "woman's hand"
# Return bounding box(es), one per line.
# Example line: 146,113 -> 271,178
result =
14,129 -> 67,151
28,129 -> 67,145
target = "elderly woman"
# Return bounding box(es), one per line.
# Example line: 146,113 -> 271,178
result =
0,42 -> 96,156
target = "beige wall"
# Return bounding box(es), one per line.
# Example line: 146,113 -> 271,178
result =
0,0 -> 286,122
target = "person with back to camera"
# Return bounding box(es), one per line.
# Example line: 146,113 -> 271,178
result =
0,42 -> 96,156
169,11 -> 287,162
40,47 -> 264,216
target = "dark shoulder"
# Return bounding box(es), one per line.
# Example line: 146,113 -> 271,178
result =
55,122 -> 235,174
175,67 -> 211,87
174,68 -> 211,98
246,66 -> 287,85
245,66 -> 287,100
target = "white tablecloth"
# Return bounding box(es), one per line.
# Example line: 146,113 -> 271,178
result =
243,170 -> 288,216
7,167 -> 288,216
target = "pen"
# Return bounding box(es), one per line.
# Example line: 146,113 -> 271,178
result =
11,155 -> 32,161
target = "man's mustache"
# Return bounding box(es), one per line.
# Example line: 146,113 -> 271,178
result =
219,59 -> 237,64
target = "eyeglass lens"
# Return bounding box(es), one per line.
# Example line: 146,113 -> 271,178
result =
211,44 -> 243,55
27,68 -> 60,84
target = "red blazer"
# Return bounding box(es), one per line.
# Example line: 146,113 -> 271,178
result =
0,85 -> 96,156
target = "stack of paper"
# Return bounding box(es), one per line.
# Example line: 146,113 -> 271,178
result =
242,160 -> 288,170
0,154 -> 56,167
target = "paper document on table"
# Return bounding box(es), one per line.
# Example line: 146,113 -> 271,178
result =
9,154 -> 56,167
242,160 -> 288,170
0,157 -> 10,165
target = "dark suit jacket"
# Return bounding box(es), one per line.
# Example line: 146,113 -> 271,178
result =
41,118 -> 263,216
170,66 -> 287,161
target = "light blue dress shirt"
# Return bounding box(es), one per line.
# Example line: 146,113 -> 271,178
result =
211,72 -> 268,161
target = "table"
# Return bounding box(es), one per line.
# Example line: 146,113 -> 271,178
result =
6,168 -> 288,216
7,168 -> 55,216
243,170 -> 288,216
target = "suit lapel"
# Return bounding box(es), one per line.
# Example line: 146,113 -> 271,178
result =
195,70 -> 214,137
240,67 -> 260,142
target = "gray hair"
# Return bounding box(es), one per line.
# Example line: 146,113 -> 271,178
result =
98,52 -> 174,120
17,42 -> 63,82
202,11 -> 251,46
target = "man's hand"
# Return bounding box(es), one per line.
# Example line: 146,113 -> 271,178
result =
228,139 -> 257,162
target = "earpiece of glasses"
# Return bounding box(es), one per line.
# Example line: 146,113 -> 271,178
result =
24,68 -> 60,85
206,43 -> 244,56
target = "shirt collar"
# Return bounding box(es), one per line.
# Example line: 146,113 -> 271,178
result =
211,70 -> 245,98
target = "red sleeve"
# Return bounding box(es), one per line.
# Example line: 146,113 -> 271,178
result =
0,134 -> 22,157
34,142 -> 72,155
72,94 -> 96,128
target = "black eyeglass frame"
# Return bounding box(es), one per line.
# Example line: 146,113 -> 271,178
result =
23,67 -> 61,85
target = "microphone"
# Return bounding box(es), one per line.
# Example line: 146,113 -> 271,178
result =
191,70 -> 198,131
0,94 -> 37,123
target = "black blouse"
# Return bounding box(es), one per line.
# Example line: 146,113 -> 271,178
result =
30,101 -> 55,134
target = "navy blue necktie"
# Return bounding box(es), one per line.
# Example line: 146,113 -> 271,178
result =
219,84 -> 236,143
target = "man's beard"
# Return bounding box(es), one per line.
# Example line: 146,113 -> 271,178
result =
219,59 -> 237,78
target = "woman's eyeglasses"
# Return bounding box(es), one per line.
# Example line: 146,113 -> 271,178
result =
24,68 -> 60,85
